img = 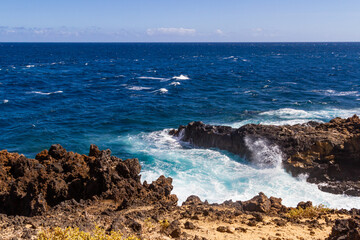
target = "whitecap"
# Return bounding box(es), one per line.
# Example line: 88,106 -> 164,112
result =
127,86 -> 152,91
260,108 -> 360,120
170,81 -> 180,86
3,99 -> 9,104
29,91 -> 63,95
85,63 -> 88,66
223,56 -> 234,59
312,89 -> 359,96
137,76 -> 170,81
228,107 -> 360,128
172,74 -> 190,80
159,88 -> 168,93
26,65 -> 35,68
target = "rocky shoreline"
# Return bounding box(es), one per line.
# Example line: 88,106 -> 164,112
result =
0,144 -> 359,239
170,115 -> 360,197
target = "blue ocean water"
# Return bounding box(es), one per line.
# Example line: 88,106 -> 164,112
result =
1,42 -> 360,208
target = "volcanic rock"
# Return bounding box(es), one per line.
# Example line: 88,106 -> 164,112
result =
242,192 -> 271,213
0,144 -> 177,216
170,115 -> 360,196
327,216 -> 360,240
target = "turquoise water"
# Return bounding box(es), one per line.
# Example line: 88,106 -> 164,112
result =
1,43 -> 360,208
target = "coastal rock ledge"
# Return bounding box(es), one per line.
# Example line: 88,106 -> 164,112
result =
0,144 -> 177,217
0,145 -> 359,239
170,115 -> 360,196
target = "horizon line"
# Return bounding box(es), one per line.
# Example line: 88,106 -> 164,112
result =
1,41 -> 360,44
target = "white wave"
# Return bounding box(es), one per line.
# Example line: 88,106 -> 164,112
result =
172,74 -> 190,80
26,65 -> 35,68
137,76 -> 170,81
159,88 -> 168,93
28,90 -> 63,95
260,108 -> 360,120
127,86 -> 152,91
244,137 -> 282,168
170,81 -> 180,86
229,107 -> 360,128
151,88 -> 169,94
118,129 -> 360,209
85,63 -> 88,66
3,99 -> 9,104
312,89 -> 359,96
259,108 -> 315,119
223,56 -> 234,59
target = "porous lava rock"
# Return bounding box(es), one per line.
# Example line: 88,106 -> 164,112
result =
327,216 -> 360,240
170,115 -> 360,196
0,144 -> 177,216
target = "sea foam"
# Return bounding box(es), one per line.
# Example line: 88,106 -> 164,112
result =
170,81 -> 181,86
312,89 -> 359,96
137,76 -> 170,81
172,75 -> 190,80
228,107 -> 360,128
127,86 -> 152,91
119,129 -> 360,209
29,91 -> 63,95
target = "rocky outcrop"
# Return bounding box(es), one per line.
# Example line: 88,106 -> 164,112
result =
327,216 -> 360,240
0,144 -> 177,216
170,115 -> 360,196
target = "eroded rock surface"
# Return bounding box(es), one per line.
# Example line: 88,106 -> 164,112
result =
170,115 -> 360,196
327,216 -> 360,240
0,144 -> 177,216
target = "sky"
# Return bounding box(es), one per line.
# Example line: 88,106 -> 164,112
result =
0,0 -> 360,42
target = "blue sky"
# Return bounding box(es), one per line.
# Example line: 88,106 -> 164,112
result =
1,0 -> 359,42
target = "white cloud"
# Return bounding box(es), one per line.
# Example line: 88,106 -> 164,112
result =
146,27 -> 196,36
252,28 -> 264,33
215,29 -> 224,35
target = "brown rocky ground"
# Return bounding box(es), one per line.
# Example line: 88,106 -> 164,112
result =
0,145 -> 359,239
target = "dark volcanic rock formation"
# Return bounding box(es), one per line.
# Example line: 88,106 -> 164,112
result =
0,144 -> 177,216
327,216 -> 360,240
170,115 -> 360,196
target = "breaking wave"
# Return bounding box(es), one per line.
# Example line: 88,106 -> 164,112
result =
28,91 -> 63,95
172,75 -> 190,80
229,107 -> 360,127
118,129 -> 360,209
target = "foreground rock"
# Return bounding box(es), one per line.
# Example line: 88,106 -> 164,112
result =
327,216 -> 360,240
170,115 -> 360,196
0,146 -> 358,239
0,144 -> 177,216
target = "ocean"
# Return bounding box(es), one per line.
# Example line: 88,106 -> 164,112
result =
1,42 -> 360,209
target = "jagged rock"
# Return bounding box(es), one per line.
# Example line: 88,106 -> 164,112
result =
165,220 -> 181,238
297,201 -> 313,209
182,195 -> 203,206
242,192 -> 271,213
270,197 -> 287,213
184,221 -> 196,229
0,145 -> 178,216
170,115 -> 360,196
327,216 -> 360,240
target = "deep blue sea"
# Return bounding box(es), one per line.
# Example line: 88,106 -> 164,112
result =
1,43 -> 360,208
